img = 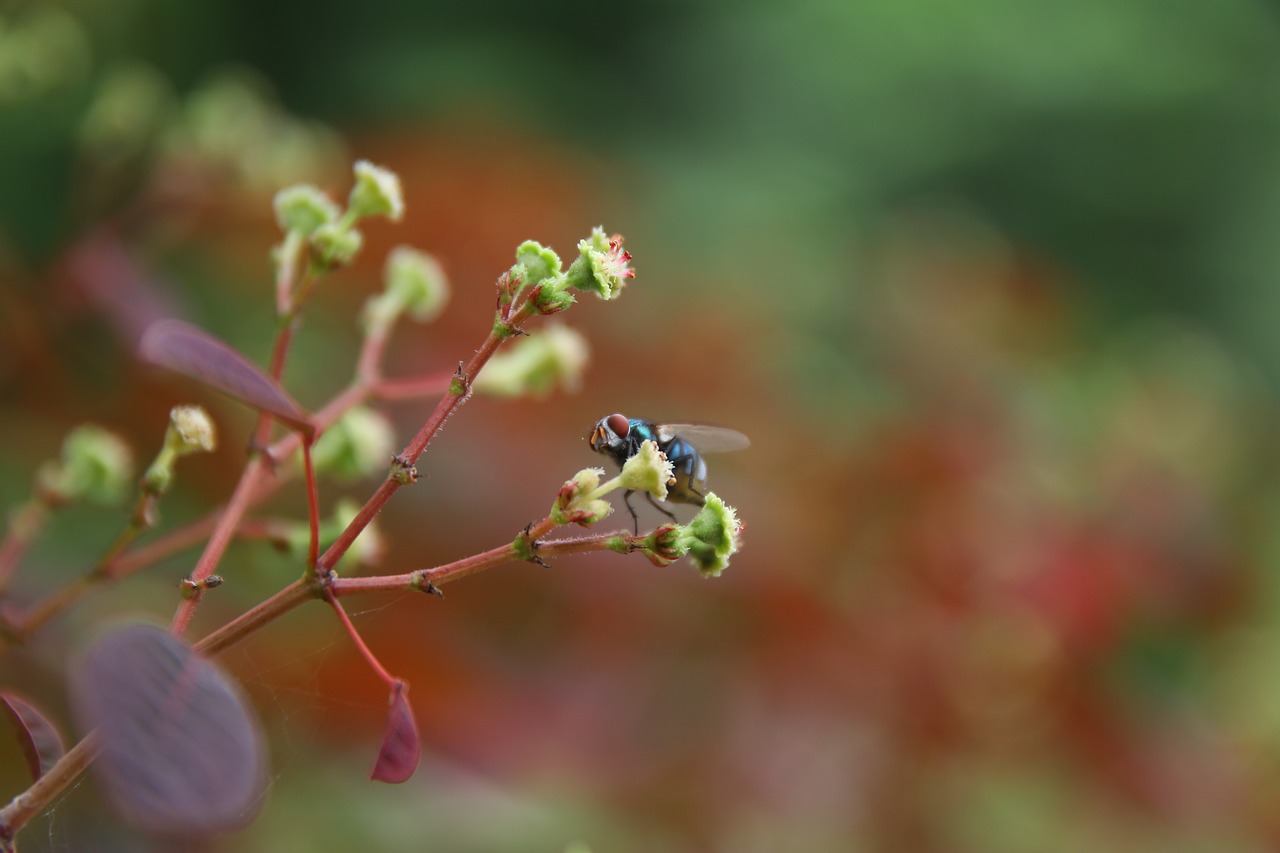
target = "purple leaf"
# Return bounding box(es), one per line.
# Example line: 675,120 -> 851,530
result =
1,693 -> 65,781
71,623 -> 268,835
138,319 -> 314,437
370,680 -> 420,784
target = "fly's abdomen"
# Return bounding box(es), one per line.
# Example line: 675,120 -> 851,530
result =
662,436 -> 707,506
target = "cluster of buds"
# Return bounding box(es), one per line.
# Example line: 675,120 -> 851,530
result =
548,441 -> 743,576
273,160 -> 405,277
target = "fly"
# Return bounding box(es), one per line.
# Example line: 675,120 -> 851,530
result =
588,413 -> 749,531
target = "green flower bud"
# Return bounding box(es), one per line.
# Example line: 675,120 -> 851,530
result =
310,221 -> 364,269
513,241 -> 562,285
347,159 -> 404,222
640,524 -> 685,567
166,405 -> 217,455
274,184 -> 340,236
551,468 -> 614,526
362,247 -> 449,333
389,246 -> 449,321
618,440 -> 674,501
676,493 -> 741,578
37,425 -> 134,506
562,227 -> 633,300
473,323 -> 589,398
532,284 -> 575,315
310,407 -> 396,482
142,406 -> 216,495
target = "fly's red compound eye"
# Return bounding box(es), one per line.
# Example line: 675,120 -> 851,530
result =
606,413 -> 630,438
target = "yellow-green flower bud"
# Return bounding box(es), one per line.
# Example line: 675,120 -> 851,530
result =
391,247 -> 448,321
513,241 -> 562,285
274,184 -> 340,236
473,323 -> 589,398
676,493 -> 741,577
551,468 -> 614,526
142,405 -> 217,495
347,159 -> 404,222
310,407 -> 396,482
618,440 -> 673,501
310,221 -> 363,269
37,425 -> 134,506
166,405 -> 217,455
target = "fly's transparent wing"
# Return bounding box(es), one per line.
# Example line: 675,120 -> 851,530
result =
657,424 -> 751,453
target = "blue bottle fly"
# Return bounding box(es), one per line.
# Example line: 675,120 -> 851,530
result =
588,413 -> 749,531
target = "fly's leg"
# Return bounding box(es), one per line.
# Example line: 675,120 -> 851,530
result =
623,489 -> 641,534
644,491 -> 679,524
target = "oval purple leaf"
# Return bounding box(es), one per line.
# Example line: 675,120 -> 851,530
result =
1,692 -> 65,781
71,623 -> 268,835
371,680 -> 420,784
138,319 -> 314,437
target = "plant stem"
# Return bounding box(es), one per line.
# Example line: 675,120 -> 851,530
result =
169,460 -> 269,637
0,499 -> 48,592
0,733 -> 100,848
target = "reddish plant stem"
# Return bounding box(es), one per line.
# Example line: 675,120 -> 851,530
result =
301,441 -> 320,570
370,373 -> 453,402
324,590 -> 396,686
0,732 -> 100,847
331,527 -> 632,596
2,524 -> 646,840
169,460 -> 269,637
316,324 -> 513,572
0,499 -> 47,592
193,577 -> 316,656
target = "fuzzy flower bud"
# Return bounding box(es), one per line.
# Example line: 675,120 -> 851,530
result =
563,227 -> 633,300
37,425 -> 134,506
676,493 -> 741,577
363,246 -> 450,333
274,184 -> 340,236
310,221 -> 364,269
142,406 -> 217,495
310,407 -> 396,482
618,440 -> 674,501
551,468 -> 614,526
166,405 -> 217,455
640,524 -> 685,567
514,241 -> 562,286
473,323 -> 589,398
347,160 -> 404,222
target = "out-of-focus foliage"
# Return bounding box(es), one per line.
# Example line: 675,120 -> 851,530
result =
6,0 -> 1280,850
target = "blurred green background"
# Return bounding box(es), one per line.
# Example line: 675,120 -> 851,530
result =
6,0 -> 1280,849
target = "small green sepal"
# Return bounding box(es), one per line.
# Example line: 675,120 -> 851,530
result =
532,284 -> 575,315
389,455 -> 418,485
640,524 -> 685,567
